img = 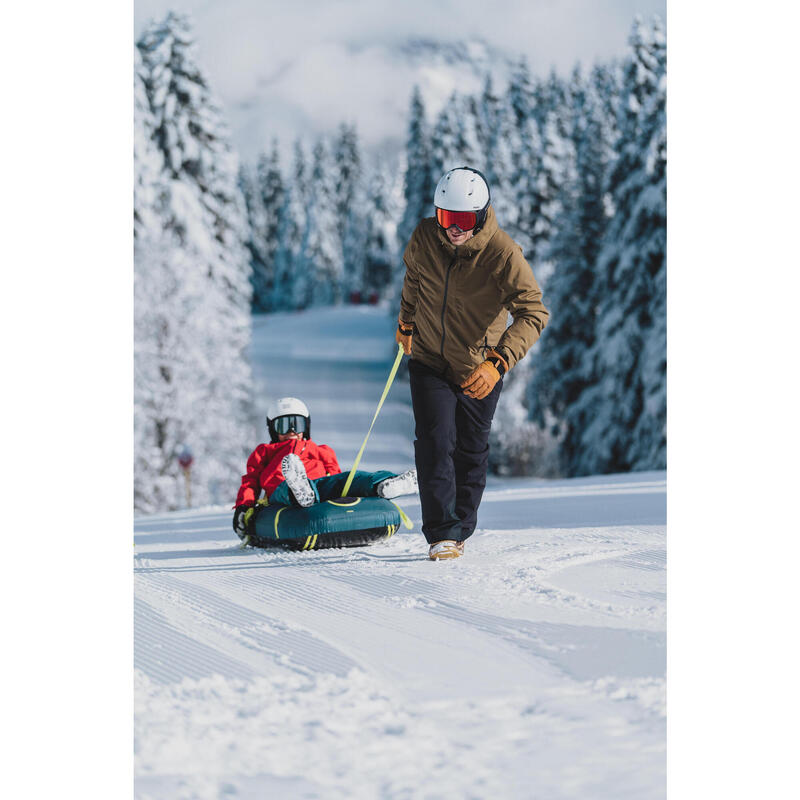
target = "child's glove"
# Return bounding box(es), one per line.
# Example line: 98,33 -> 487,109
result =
232,505 -> 253,536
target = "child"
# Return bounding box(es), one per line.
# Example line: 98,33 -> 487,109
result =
233,397 -> 417,537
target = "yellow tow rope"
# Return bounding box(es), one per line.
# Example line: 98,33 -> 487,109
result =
341,342 -> 405,498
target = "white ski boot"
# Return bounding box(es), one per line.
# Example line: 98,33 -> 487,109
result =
428,540 -> 465,560
281,453 -> 316,508
376,469 -> 418,499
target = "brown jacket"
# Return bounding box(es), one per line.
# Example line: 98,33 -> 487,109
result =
399,206 -> 549,384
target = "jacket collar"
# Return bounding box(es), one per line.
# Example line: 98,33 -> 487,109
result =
436,206 -> 499,256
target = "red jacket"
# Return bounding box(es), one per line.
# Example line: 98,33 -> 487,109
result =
235,438 -> 341,507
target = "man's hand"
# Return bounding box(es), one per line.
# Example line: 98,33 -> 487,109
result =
396,317 -> 414,355
461,348 -> 507,399
460,361 -> 501,399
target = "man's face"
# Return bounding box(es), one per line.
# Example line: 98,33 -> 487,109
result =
277,431 -> 303,441
446,225 -> 474,246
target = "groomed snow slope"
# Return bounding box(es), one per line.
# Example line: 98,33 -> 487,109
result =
134,306 -> 666,800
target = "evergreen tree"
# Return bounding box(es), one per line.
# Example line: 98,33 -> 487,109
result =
529,65 -> 612,473
273,139 -> 309,309
239,162 -> 269,311
429,93 -> 460,182
398,86 -> 434,248
135,12 -> 254,510
362,162 -> 400,299
334,124 -> 367,300
304,139 -> 343,306
508,57 -> 535,131
510,114 -> 545,261
135,46 -> 182,512
251,141 -> 285,311
484,90 -> 517,231
570,16 -> 667,475
454,95 -> 482,170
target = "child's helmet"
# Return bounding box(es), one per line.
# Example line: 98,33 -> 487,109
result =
266,397 -> 311,443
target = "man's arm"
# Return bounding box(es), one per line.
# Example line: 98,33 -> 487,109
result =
495,248 -> 550,371
398,236 -> 420,324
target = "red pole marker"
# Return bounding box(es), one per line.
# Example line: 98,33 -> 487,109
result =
178,446 -> 193,507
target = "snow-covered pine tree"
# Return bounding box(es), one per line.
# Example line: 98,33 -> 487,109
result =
429,93 -> 460,186
305,138 -> 344,306
528,65 -> 612,474
136,12 -> 254,510
333,124 -> 367,301
508,58 -> 535,132
249,142 -> 285,311
570,15 -> 667,475
239,162 -> 270,311
484,90 -> 518,232
273,139 -> 310,309
135,46 -> 182,512
454,95 -> 482,170
509,114 -> 545,262
362,159 -> 402,300
398,86 -> 434,249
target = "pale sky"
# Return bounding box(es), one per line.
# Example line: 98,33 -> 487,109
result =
135,0 -> 666,160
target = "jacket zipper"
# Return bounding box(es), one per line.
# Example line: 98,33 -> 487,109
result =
440,254 -> 457,358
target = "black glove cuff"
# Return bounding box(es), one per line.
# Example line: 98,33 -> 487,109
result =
487,356 -> 506,377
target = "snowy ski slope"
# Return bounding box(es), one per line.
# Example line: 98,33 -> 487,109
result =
134,306 -> 666,799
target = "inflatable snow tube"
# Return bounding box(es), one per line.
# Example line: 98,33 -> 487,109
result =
240,496 -> 403,551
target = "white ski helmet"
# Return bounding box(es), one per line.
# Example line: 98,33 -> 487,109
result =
434,166 -> 491,231
266,397 -> 311,442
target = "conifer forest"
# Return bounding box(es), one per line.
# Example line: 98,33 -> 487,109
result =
135,11 -> 666,512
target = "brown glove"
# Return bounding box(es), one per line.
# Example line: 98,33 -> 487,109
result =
460,349 -> 509,399
396,317 -> 414,355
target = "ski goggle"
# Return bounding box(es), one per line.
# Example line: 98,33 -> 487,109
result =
272,415 -> 308,435
436,208 -> 478,232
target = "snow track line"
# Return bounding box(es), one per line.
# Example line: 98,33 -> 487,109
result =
134,597 -> 254,683
137,572 -> 361,679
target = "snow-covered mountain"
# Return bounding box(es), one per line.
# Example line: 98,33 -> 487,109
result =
134,306 -> 666,798
225,36 -> 517,161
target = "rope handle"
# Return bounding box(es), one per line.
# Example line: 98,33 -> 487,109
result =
341,342 -> 405,497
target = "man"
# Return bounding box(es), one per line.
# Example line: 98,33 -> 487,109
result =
232,396 -> 417,538
397,166 -> 549,560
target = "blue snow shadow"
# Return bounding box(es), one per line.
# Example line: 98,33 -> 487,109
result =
478,471 -> 666,530
480,489 -> 666,529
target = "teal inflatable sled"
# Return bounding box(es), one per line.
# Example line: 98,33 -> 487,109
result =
238,496 -> 403,551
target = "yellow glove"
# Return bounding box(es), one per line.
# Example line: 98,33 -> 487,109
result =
460,349 -> 509,399
396,317 -> 414,355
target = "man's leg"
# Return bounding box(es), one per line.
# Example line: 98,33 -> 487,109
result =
408,359 -> 460,544
453,376 -> 503,540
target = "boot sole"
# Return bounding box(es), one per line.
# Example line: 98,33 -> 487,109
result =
281,455 -> 315,507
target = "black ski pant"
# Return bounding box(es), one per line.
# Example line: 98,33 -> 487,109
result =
408,358 -> 503,545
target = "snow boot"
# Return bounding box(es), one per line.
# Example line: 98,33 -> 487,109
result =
377,469 -> 418,499
281,453 -> 316,508
428,540 -> 465,560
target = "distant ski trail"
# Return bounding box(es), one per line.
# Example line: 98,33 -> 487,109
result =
135,307 -> 666,799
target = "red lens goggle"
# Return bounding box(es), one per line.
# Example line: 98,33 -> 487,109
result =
436,208 -> 477,232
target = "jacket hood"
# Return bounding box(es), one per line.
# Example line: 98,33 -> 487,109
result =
435,205 -> 499,256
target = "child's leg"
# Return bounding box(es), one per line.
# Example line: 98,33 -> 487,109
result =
313,470 -> 396,502
268,478 -> 321,507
